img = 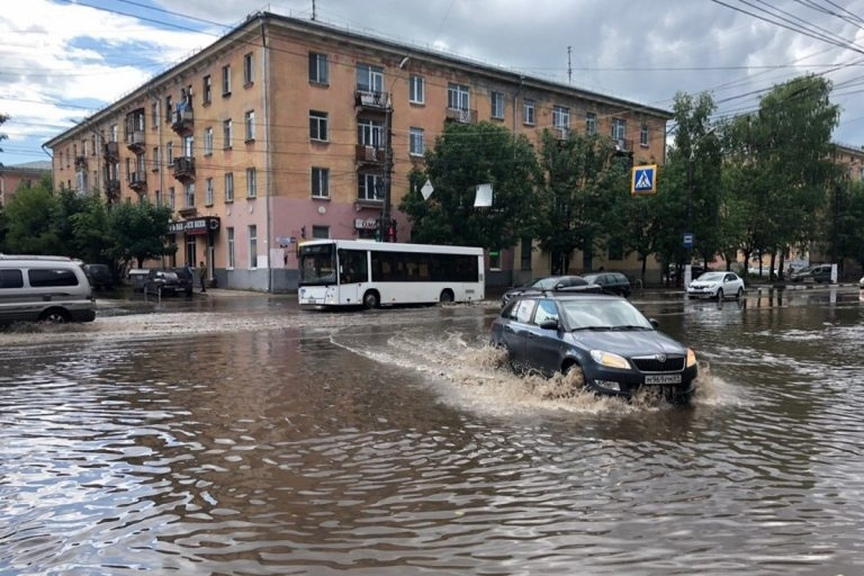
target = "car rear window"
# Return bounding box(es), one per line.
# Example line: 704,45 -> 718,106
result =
28,268 -> 80,287
0,269 -> 24,289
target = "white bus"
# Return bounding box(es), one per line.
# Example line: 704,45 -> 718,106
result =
297,239 -> 485,308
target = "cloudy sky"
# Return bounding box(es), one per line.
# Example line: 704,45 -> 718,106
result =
3,0 -> 864,165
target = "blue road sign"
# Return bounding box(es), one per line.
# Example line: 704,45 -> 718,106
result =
631,164 -> 657,195
683,233 -> 694,248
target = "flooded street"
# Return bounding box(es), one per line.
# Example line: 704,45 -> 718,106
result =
2,287 -> 864,575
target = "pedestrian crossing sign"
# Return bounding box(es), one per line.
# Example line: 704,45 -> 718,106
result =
631,164 -> 657,195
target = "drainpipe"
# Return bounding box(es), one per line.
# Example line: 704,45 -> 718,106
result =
260,14 -> 273,293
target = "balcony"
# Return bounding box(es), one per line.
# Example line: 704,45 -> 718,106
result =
126,130 -> 145,152
355,144 -> 384,165
105,179 -> 121,202
354,90 -> 389,112
177,206 -> 198,218
171,107 -> 194,137
613,138 -> 634,153
445,108 -> 477,124
127,170 -> 147,192
103,141 -> 120,162
74,155 -> 88,170
172,156 -> 195,182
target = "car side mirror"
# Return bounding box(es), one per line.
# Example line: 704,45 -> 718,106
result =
648,318 -> 659,329
539,319 -> 559,330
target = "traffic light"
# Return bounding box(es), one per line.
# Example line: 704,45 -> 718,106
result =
387,220 -> 396,242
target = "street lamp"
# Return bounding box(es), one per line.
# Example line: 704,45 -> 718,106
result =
380,56 -> 410,242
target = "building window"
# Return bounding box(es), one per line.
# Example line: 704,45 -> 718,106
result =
553,105 -> 570,130
640,122 -> 649,147
246,167 -> 257,198
182,135 -> 193,157
311,225 -> 329,239
168,186 -> 176,209
155,189 -> 162,206
409,127 -> 424,156
205,177 -> 214,206
166,141 -> 174,164
447,83 -> 470,110
520,237 -> 532,271
523,99 -> 535,125
204,127 -> 213,155
409,75 -> 425,104
202,75 -> 212,105
165,96 -> 172,123
227,227 -> 235,269
311,167 -> 329,198
243,52 -> 254,86
224,172 -> 234,203
150,102 -> 158,128
586,112 -> 597,135
244,110 -> 255,142
184,183 -> 195,208
223,119 -> 232,149
489,249 -> 501,270
358,173 -> 382,202
490,91 -> 504,120
309,110 -> 328,142
356,63 -> 384,94
152,146 -> 160,171
611,118 -> 626,140
308,52 -> 328,84
357,118 -> 383,147
222,64 -> 231,96
248,225 -> 257,269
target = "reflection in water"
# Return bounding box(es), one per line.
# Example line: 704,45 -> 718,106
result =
1,294 -> 864,575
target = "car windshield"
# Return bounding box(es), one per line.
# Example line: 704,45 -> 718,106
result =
560,299 -> 653,331
696,271 -> 724,282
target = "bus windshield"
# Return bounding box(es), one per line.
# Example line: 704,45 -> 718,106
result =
298,244 -> 337,285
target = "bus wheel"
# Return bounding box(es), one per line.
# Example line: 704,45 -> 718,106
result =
363,290 -> 380,309
439,289 -> 454,305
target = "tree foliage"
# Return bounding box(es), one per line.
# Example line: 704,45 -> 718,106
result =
399,121 -> 539,249
106,201 -> 174,268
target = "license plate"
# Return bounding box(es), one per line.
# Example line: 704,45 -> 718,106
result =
645,374 -> 682,385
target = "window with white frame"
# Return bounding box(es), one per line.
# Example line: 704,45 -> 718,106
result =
611,118 -> 626,140
586,112 -> 597,135
357,118 -> 383,147
243,52 -> 254,85
246,167 -> 257,198
640,122 -> 649,147
202,75 -> 212,104
409,127 -> 424,156
224,172 -> 234,202
244,110 -> 255,142
223,119 -> 232,149
358,173 -> 382,201
165,96 -> 172,123
447,83 -> 470,110
248,225 -> 257,269
552,105 -> 570,130
205,177 -> 214,206
409,75 -> 425,104
309,110 -> 328,141
166,141 -> 174,164
490,91 -> 504,119
168,187 -> 176,209
222,64 -> 231,96
308,52 -> 328,84
152,146 -> 159,170
183,135 -> 193,157
311,167 -> 329,198
227,227 -> 235,268
184,182 -> 195,208
355,63 -> 384,94
523,99 -> 535,125
150,102 -> 158,128
204,127 -> 213,155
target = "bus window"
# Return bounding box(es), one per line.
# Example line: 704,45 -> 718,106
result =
338,249 -> 368,284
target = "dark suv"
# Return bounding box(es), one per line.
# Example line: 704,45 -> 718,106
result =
790,264 -> 833,283
581,271 -> 632,297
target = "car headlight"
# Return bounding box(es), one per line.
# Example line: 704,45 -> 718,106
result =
590,350 -> 631,370
686,348 -> 697,368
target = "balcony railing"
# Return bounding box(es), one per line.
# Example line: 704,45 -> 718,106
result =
172,156 -> 195,182
613,138 -> 634,153
171,108 -> 194,136
103,141 -> 120,161
354,90 -> 389,110
127,170 -> 147,191
445,108 -> 477,124
125,130 -> 145,152
74,155 -> 88,170
355,144 -> 384,164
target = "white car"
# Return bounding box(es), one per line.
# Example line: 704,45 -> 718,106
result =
859,275 -> 864,289
687,271 -> 745,300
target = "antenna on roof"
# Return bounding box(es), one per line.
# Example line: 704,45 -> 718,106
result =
311,0 -> 316,20
567,46 -> 572,86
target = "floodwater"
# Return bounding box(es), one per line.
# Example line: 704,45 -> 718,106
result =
2,287 -> 864,575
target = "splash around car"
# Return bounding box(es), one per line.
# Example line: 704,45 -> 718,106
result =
490,289 -> 698,403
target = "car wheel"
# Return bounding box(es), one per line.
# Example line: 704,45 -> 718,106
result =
562,363 -> 587,394
362,290 -> 380,309
39,308 -> 71,323
736,287 -> 744,299
439,289 -> 454,305
716,288 -> 724,300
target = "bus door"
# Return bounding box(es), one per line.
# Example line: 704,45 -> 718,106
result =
337,249 -> 368,304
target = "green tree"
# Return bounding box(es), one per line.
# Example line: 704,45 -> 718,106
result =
399,121 -> 539,249
3,175 -> 59,254
106,200 -> 174,268
534,129 -> 629,274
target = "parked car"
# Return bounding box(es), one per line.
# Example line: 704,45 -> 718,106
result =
581,271 -> 631,297
170,267 -> 195,295
82,263 -> 114,291
143,269 -> 193,297
686,271 -> 745,300
789,264 -> 833,283
500,275 -> 599,307
0,255 -> 96,324
490,291 -> 698,403
128,268 -> 151,293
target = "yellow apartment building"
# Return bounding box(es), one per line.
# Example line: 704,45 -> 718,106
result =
46,12 -> 671,292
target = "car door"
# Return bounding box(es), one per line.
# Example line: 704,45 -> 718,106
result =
524,298 -> 564,376
501,299 -> 535,368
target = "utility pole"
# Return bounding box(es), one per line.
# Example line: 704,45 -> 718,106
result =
379,56 -> 410,242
